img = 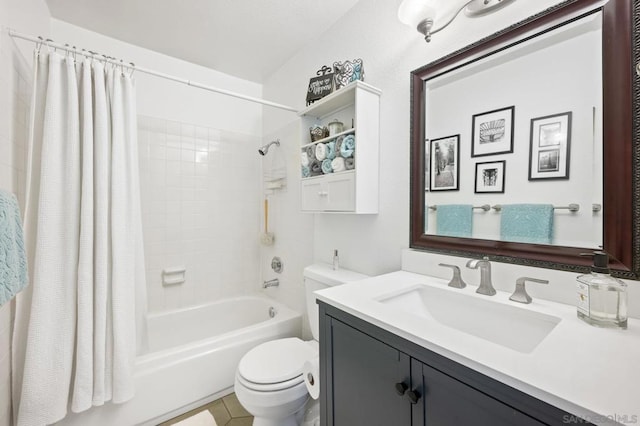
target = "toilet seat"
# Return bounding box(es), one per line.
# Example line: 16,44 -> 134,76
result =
236,371 -> 305,392
237,337 -> 316,391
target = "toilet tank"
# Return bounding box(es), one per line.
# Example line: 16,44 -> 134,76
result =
304,263 -> 369,341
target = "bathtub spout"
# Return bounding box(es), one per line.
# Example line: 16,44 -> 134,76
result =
263,278 -> 279,289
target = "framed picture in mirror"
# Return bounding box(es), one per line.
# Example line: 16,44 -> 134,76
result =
471,106 -> 515,157
429,135 -> 459,191
528,112 -> 572,181
475,160 -> 505,193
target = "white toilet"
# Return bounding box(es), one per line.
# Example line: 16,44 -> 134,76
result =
234,263 -> 368,426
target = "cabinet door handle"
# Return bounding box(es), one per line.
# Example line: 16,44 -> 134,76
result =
394,382 -> 408,396
406,389 -> 421,404
318,191 -> 328,196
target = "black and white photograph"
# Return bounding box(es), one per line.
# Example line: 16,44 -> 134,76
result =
529,111 -> 572,180
538,149 -> 560,172
475,160 -> 506,193
538,122 -> 562,147
471,106 -> 515,157
430,135 -> 460,191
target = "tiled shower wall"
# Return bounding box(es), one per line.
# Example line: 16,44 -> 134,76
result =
137,116 -> 261,313
0,34 -> 31,425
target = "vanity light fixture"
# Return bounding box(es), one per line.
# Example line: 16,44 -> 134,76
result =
398,0 -> 516,43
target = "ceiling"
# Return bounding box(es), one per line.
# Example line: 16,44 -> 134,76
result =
45,0 -> 362,83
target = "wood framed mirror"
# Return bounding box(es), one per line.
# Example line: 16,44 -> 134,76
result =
409,0 -> 639,279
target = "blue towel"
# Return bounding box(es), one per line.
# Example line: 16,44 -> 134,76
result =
340,135 -> 355,158
500,204 -> 554,244
301,165 -> 311,178
321,159 -> 333,174
436,204 -> 473,238
326,141 -> 337,160
0,190 -> 27,306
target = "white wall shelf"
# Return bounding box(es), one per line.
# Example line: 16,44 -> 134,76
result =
299,81 -> 381,214
301,128 -> 356,149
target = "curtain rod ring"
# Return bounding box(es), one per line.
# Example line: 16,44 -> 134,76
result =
35,36 -> 43,55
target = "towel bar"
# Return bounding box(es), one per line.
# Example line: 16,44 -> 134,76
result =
491,204 -> 580,212
429,204 -> 490,212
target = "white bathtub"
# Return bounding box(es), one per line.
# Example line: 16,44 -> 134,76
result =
58,295 -> 301,425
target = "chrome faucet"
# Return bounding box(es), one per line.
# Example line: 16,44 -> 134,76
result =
466,257 -> 496,296
263,278 -> 279,289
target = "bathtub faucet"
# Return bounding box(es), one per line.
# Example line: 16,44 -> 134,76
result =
263,278 -> 279,289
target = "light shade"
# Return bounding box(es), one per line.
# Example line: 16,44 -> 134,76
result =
399,0 -> 506,42
397,0 -> 436,28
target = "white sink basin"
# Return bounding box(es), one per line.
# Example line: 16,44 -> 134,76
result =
377,284 -> 561,353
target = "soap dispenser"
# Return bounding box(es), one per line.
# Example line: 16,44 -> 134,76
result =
576,251 -> 627,329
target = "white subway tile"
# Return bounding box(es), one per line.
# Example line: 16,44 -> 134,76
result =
166,147 -> 181,162
180,148 -> 195,163
137,116 -> 260,314
166,120 -> 180,136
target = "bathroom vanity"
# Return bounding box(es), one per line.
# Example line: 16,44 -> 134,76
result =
316,271 -> 640,426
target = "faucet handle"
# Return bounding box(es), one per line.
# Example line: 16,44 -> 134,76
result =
438,263 -> 467,289
509,277 -> 549,304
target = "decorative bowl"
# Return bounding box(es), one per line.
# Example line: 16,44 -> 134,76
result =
310,125 -> 329,142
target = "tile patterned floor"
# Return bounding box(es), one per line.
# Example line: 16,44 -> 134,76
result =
160,393 -> 253,426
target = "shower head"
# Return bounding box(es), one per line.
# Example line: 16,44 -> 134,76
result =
258,140 -> 280,156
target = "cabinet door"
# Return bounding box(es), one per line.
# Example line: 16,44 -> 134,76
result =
325,172 -> 355,211
411,359 -> 545,426
328,319 -> 411,426
301,178 -> 326,211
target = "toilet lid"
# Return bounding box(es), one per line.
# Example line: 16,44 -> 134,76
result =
238,338 -> 316,384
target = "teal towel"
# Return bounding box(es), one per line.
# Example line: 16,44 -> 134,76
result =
340,135 -> 355,158
500,204 -> 554,244
301,165 -> 311,178
436,204 -> 473,238
321,159 -> 333,174
0,190 -> 28,306
326,141 -> 337,160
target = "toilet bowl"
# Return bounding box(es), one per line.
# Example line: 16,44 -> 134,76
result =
234,263 -> 368,426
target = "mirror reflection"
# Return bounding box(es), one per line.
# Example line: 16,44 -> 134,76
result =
423,12 -> 602,249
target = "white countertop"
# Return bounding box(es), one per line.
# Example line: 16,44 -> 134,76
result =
315,271 -> 640,426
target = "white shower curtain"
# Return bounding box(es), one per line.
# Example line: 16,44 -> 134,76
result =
12,50 -> 147,425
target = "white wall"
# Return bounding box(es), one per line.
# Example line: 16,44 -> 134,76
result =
260,0 -> 618,326
0,0 -> 51,423
260,122 -> 315,336
49,20 -> 265,313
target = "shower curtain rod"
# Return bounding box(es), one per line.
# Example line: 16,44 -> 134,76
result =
7,28 -> 298,113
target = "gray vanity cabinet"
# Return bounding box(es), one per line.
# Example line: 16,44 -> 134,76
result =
411,360 -> 543,425
328,319 -> 411,425
320,302 -> 591,426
